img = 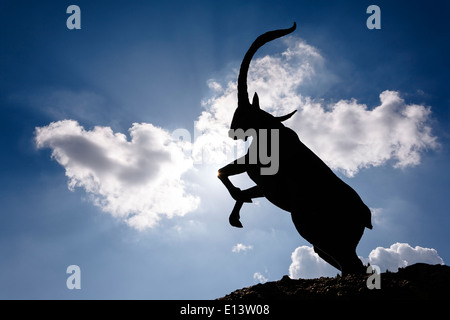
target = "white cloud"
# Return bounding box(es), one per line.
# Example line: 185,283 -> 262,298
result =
364,242 -> 444,272
288,246 -> 337,279
232,243 -> 253,253
35,120 -> 199,230
35,37 -> 439,231
196,37 -> 439,176
253,272 -> 268,284
291,90 -> 439,176
370,207 -> 384,226
289,243 -> 444,279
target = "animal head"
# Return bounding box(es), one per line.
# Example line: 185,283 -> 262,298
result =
229,23 -> 297,141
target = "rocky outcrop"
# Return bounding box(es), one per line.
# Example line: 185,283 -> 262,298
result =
219,263 -> 450,300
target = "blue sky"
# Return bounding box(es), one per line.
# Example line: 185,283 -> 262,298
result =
1,0 -> 449,299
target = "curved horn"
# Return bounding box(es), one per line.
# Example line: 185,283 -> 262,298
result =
237,22 -> 297,108
275,109 -> 297,122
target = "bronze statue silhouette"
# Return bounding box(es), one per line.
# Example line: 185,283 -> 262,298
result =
218,23 -> 372,275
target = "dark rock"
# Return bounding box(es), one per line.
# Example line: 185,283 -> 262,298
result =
218,263 -> 450,300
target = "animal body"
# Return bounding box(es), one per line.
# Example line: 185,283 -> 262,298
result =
218,23 -> 372,275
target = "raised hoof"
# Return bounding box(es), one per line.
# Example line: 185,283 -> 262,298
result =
229,216 -> 243,228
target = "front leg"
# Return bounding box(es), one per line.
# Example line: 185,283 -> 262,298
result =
228,186 -> 264,228
218,159 -> 252,203
229,201 -> 244,228
218,159 -> 264,228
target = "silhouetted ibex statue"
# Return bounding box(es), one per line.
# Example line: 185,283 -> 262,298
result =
218,23 -> 372,275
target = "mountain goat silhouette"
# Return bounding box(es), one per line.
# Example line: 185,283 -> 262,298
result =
218,23 -> 372,275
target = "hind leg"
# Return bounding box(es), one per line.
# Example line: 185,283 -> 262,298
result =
329,225 -> 366,276
313,246 -> 342,272
337,249 -> 365,276
291,212 -> 365,275
314,244 -> 365,276
291,213 -> 342,272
